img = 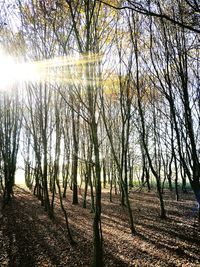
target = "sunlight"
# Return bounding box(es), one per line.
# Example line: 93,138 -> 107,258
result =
30,53 -> 102,85
15,169 -> 26,187
0,51 -> 102,90
0,51 -> 38,90
0,53 -> 20,88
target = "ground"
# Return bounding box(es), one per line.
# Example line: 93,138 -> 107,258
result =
0,186 -> 200,267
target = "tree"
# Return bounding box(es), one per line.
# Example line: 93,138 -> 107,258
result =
65,1 -> 104,265
0,90 -> 22,206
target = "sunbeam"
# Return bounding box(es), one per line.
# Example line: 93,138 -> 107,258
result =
0,51 -> 102,90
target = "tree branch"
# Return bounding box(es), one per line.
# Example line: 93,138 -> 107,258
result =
97,0 -> 200,34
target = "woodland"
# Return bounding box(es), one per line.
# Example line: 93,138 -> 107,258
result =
0,1 -> 200,267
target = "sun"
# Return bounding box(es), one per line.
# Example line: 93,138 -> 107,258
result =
0,51 -> 37,90
0,52 -> 21,89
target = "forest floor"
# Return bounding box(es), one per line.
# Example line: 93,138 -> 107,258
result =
0,186 -> 200,267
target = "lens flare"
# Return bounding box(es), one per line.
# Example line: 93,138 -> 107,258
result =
0,52 -> 102,90
0,52 -> 38,90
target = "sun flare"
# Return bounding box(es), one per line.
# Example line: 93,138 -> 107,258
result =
0,52 -> 38,90
0,51 -> 102,90
0,53 -> 19,88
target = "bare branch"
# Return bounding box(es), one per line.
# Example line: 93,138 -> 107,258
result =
97,0 -> 200,34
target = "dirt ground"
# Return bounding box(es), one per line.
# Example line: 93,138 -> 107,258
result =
0,186 -> 200,267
